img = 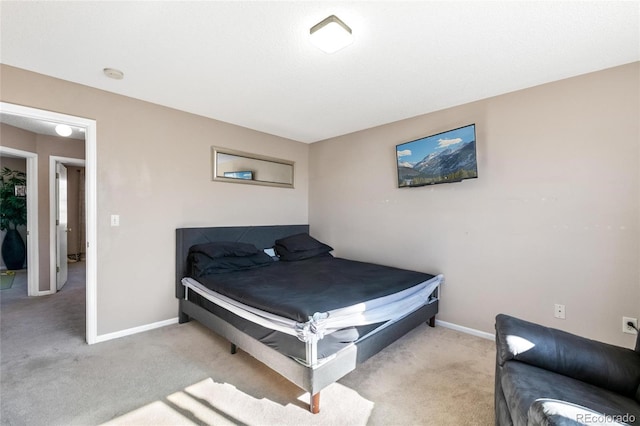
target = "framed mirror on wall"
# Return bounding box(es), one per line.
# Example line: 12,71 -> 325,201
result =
211,146 -> 294,188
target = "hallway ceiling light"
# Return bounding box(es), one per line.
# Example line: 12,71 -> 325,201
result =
55,124 -> 73,137
310,15 -> 353,53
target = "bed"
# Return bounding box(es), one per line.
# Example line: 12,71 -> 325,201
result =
176,225 -> 442,414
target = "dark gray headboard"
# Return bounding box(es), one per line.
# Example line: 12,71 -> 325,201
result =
175,224 -> 309,298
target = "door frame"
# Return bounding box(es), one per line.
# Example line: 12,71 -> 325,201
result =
49,156 -> 85,294
0,102 -> 98,344
0,146 -> 38,296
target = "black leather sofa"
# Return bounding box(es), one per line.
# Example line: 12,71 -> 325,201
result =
495,314 -> 640,425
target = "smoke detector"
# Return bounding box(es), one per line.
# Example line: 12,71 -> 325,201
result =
103,68 -> 124,80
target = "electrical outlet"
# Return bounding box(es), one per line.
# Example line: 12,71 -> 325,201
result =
554,304 -> 566,319
110,214 -> 120,227
622,317 -> 638,334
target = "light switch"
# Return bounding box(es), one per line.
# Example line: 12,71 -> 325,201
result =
110,214 -> 120,227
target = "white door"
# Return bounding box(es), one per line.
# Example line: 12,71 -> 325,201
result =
56,163 -> 68,290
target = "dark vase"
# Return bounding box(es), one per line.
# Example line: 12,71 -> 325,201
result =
1,229 -> 26,270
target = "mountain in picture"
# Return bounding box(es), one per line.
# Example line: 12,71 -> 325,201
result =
396,125 -> 478,187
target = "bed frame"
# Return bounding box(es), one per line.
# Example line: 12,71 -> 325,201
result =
176,225 -> 438,414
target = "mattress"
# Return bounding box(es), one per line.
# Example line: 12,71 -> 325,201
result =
182,256 -> 442,357
189,255 -> 438,322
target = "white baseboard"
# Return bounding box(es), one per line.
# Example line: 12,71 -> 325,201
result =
93,317 -> 179,344
90,317 -> 490,345
435,319 -> 495,341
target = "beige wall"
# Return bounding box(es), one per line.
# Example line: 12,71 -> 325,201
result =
1,123 -> 36,151
0,156 -> 27,172
1,64 -> 310,335
310,62 -> 640,347
0,156 -> 26,173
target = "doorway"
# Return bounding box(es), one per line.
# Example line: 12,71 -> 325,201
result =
50,157 -> 86,292
0,102 -> 98,344
0,147 -> 38,296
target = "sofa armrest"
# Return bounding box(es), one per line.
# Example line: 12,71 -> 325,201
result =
495,314 -> 640,398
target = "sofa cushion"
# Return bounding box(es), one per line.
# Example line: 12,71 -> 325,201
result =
500,361 -> 640,426
496,314 -> 640,398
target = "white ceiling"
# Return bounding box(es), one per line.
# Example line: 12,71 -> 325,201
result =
0,113 -> 85,140
1,1 -> 638,143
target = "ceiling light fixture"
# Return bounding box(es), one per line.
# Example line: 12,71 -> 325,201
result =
55,124 -> 73,137
103,67 -> 124,80
310,15 -> 353,54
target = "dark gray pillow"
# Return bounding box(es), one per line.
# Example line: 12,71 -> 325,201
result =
189,241 -> 258,259
189,251 -> 273,277
274,233 -> 333,261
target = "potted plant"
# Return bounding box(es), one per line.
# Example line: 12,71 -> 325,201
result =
0,167 -> 27,270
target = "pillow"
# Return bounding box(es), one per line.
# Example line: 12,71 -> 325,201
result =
189,241 -> 259,259
189,251 -> 273,277
274,233 -> 333,252
274,233 -> 333,261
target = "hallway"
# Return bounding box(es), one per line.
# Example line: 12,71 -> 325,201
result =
0,261 -> 86,352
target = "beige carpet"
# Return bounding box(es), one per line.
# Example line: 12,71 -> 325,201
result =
102,325 -> 495,426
